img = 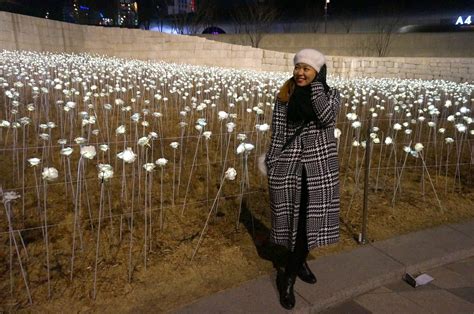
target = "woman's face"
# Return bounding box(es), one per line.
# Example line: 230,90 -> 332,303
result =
293,63 -> 317,87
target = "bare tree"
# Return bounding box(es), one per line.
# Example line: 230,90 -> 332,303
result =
303,1 -> 323,33
171,0 -> 217,35
231,0 -> 280,48
336,9 -> 355,33
366,4 -> 403,57
371,15 -> 402,57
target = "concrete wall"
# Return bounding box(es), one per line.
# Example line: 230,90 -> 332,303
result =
0,11 -> 473,82
199,33 -> 474,58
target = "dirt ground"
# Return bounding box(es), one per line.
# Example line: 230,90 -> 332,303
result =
1,159 -> 473,313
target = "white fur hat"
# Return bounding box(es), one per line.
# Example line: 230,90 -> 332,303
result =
293,49 -> 326,72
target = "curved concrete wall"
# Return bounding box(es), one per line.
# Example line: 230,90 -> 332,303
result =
0,11 -> 472,82
199,33 -> 474,58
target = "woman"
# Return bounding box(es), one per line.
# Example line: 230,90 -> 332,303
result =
265,48 -> 340,310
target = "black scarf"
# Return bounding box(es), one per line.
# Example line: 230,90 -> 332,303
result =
287,84 -> 316,123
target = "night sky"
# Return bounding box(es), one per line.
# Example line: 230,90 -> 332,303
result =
1,0 -> 472,20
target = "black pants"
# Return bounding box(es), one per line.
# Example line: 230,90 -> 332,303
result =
285,167 -> 309,277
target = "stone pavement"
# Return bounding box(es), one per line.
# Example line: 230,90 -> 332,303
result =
175,219 -> 474,313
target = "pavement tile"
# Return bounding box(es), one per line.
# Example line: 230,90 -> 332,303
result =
366,286 -> 392,294
398,289 -> 474,313
372,225 -> 474,272
448,220 -> 474,238
354,291 -> 429,314
384,280 -> 439,293
427,266 -> 474,289
447,287 -> 474,304
445,258 -> 474,282
295,245 -> 404,311
319,300 -> 372,314
176,275 -> 310,314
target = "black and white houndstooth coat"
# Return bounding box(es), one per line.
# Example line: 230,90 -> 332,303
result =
265,81 -> 340,251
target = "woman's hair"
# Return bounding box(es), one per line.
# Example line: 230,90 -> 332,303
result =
277,78 -> 295,103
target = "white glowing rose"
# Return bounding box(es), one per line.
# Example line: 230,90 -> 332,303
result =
131,113 -> 140,122
97,164 -> 114,181
447,115 -> 455,122
57,138 -> 67,145
373,137 -> 380,144
143,163 -> 156,172
74,137 -> 86,144
334,128 -> 341,139
2,191 -> 21,203
117,147 -> 136,163
351,121 -> 361,129
427,122 -> 436,128
116,125 -> 126,135
99,144 -> 109,152
414,143 -> 424,152
149,132 -> 158,139
226,122 -> 236,133
236,143 -> 245,155
346,113 -> 357,121
244,143 -> 255,152
39,133 -> 49,141
404,129 -> 412,135
170,142 -> 179,149
137,136 -> 150,147
455,124 -> 466,133
438,128 -> 446,134
445,137 -> 454,144
352,140 -> 360,147
237,133 -> 247,141
225,167 -> 237,181
258,123 -> 270,132
42,167 -> 59,181
80,145 -> 96,159
28,157 -> 41,166
155,158 -> 168,167
61,147 -> 74,156
403,146 -> 411,153
393,123 -> 402,131
384,137 -> 393,145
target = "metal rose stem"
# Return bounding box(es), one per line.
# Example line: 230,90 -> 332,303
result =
93,179 -> 105,299
3,201 -> 32,304
192,175 -> 225,261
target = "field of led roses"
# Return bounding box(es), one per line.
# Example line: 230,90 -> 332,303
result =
0,50 -> 472,311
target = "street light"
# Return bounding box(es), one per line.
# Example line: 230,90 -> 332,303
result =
324,0 -> 330,33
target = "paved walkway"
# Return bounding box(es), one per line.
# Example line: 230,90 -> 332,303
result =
176,220 -> 474,313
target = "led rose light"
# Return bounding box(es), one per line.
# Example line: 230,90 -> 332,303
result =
143,163 -> 156,172
117,148 -> 137,163
97,164 -> 114,181
155,158 -> 168,167
137,136 -> 150,147
28,157 -> 41,166
42,167 -> 59,181
61,147 -> 74,156
225,167 -> 237,180
80,145 -> 96,159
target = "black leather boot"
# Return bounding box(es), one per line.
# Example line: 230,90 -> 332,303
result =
278,272 -> 296,310
297,262 -> 317,284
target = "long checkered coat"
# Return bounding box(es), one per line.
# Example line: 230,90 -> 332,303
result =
265,81 -> 340,251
